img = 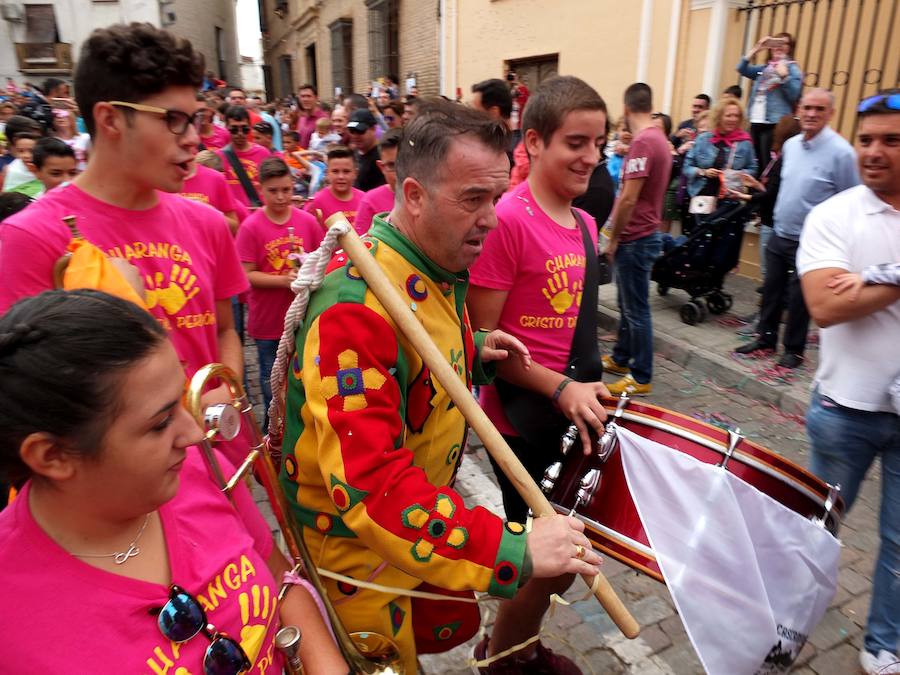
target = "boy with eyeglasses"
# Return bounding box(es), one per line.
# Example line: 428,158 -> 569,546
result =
216,105 -> 275,208
0,23 -> 248,419
354,128 -> 401,234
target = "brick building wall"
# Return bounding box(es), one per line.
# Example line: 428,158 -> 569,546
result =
261,0 -> 439,105
399,0 -> 439,96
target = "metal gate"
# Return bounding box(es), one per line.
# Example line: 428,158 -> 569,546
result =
737,0 -> 900,139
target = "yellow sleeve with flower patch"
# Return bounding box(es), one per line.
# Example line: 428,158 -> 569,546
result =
301,302 -> 528,598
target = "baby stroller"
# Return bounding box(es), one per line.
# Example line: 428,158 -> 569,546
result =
652,199 -> 756,325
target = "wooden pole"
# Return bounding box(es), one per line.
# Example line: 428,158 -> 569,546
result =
335,219 -> 640,639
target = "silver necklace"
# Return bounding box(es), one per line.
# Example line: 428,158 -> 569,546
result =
72,513 -> 152,565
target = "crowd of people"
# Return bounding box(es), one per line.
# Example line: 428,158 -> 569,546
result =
0,19 -> 897,675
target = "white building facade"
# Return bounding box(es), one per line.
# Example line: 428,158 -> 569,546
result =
0,0 -> 240,88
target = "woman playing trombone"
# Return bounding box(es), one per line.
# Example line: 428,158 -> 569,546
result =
0,289 -> 346,675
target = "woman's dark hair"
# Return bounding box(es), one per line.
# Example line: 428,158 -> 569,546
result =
0,290 -> 167,485
652,112 -> 673,137
0,192 -> 32,222
74,23 -> 205,137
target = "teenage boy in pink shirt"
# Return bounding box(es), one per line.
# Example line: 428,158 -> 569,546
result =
468,76 -> 610,675
236,157 -> 323,418
304,145 -> 364,229
355,128 -> 401,234
216,105 -> 273,208
0,23 -> 247,419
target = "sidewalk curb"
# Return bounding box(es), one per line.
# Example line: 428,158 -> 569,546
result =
597,305 -> 810,418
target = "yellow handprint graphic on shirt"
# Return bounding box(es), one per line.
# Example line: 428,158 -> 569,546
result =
542,271 -> 583,314
144,264 -> 201,315
266,247 -> 290,272
238,584 -> 274,666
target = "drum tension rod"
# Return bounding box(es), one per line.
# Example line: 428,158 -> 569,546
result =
812,483 -> 841,530
717,428 -> 743,470
597,392 -> 630,462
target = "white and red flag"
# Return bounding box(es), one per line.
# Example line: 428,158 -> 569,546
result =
616,427 -> 840,675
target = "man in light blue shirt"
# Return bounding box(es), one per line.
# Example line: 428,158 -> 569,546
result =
735,88 -> 859,368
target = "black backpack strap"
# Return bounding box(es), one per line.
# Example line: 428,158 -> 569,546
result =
223,145 -> 261,207
565,209 -> 603,381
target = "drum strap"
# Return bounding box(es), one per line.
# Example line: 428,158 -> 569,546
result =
565,210 -> 603,383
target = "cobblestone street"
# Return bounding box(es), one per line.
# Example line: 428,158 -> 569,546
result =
417,349 -> 880,675
244,296 -> 882,674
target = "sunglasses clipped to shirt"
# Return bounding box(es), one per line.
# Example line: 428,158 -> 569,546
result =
152,585 -> 252,675
858,92 -> 900,113
109,101 -> 204,135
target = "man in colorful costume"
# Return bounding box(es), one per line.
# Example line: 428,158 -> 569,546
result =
278,99 -> 601,672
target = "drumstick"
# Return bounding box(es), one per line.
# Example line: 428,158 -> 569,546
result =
335,218 -> 640,639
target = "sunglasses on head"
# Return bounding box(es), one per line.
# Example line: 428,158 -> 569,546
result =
228,125 -> 251,135
858,93 -> 900,113
153,585 -> 252,675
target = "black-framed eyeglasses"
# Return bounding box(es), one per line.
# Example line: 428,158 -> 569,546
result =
228,125 -> 251,135
858,93 -> 900,113
383,115 -> 396,122
153,585 -> 252,675
109,101 -> 204,135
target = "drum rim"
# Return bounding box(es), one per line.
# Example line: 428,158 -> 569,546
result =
603,399 -> 841,510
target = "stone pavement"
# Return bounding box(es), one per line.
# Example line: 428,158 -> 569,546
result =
598,271 -> 818,417
240,284 -> 882,674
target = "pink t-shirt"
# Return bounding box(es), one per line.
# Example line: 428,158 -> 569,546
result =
304,187 -> 364,229
216,144 -> 274,207
620,126 -> 672,242
234,199 -> 251,224
236,207 -> 324,339
0,449 -> 283,674
355,184 -> 394,235
469,181 -> 597,435
180,164 -> 237,215
0,184 -> 248,378
200,124 -> 232,150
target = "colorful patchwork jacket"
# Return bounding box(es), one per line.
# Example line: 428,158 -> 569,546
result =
279,217 -> 529,598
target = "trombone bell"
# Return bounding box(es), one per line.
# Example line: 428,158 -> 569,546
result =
204,403 -> 242,442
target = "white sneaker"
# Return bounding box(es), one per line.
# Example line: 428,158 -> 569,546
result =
860,649 -> 900,675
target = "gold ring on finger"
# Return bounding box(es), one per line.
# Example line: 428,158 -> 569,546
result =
575,544 -> 586,559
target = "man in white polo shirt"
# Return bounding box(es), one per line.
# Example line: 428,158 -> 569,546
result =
797,89 -> 900,675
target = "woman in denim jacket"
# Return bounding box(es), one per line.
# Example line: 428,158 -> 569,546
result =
683,96 -> 757,233
737,32 -> 803,170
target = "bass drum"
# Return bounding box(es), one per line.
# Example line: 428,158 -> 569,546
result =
546,398 -> 843,582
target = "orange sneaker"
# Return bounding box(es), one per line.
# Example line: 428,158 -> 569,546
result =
607,374 -> 652,396
601,354 -> 630,376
